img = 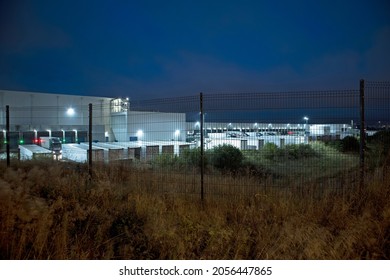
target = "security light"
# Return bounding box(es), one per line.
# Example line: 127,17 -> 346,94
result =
136,130 -> 143,137
67,107 -> 75,116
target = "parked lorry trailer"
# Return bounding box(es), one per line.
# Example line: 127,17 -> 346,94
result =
62,144 -> 104,163
19,144 -> 53,160
79,142 -> 125,162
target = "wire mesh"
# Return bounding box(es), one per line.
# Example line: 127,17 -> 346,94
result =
1,82 -> 389,198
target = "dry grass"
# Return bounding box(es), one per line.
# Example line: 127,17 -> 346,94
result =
0,160 -> 389,259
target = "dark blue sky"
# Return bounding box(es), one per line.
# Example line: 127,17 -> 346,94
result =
1,0 -> 389,98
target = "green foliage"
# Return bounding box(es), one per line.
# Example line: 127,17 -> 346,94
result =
367,130 -> 390,155
277,144 -> 318,160
209,144 -> 243,172
181,147 -> 205,169
324,136 -> 359,153
152,148 -> 207,170
366,130 -> 390,169
340,136 -> 360,153
262,143 -> 278,160
261,143 -> 318,161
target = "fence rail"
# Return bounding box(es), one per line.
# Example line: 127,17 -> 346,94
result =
1,79 -> 389,198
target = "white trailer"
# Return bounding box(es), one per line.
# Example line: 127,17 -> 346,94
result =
19,144 -> 52,160
62,144 -> 104,163
82,142 -> 127,161
104,142 -> 142,160
80,143 -> 124,162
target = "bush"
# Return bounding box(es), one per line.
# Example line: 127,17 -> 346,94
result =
262,143 -> 278,160
367,130 -> 390,155
181,147 -> 206,169
209,144 -> 243,172
366,130 -> 390,169
261,143 -> 318,161
340,136 -> 360,153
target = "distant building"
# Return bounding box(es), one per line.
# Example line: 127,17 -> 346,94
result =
0,90 -> 186,150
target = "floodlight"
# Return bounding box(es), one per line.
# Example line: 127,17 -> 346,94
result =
67,107 -> 75,116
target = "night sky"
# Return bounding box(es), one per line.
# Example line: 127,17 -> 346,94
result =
1,0 -> 389,99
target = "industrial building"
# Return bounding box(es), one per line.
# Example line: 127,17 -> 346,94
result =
1,90 -> 355,162
0,90 -> 186,150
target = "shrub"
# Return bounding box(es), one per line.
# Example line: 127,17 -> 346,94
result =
261,143 -> 318,161
340,136 -> 360,153
366,130 -> 390,169
181,147 -> 206,169
209,144 -> 243,172
262,143 -> 278,160
367,130 -> 390,155
296,144 -> 318,158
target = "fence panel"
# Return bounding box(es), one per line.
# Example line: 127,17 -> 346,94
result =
1,82 -> 389,199
201,90 -> 361,198
364,81 -> 390,183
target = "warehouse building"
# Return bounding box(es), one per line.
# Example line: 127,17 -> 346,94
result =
1,90 -> 355,155
0,90 -> 186,150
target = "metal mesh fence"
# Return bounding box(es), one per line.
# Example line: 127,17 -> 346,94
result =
365,81 -> 390,128
1,80 -> 389,199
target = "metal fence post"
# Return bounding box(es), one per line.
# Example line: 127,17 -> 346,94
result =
200,93 -> 204,201
6,105 -> 10,167
359,79 -> 365,190
89,103 -> 93,179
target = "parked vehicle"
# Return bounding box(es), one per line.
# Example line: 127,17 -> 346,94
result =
39,137 -> 62,160
227,132 -> 249,138
265,132 -> 276,136
19,144 -> 52,160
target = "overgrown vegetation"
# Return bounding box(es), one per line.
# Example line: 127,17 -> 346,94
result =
0,134 -> 389,259
0,159 -> 389,259
152,142 -> 357,180
208,144 -> 244,173
324,136 -> 360,153
366,131 -> 390,170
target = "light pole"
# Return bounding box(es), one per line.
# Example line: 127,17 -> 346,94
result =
303,116 -> 309,132
303,116 -> 309,125
303,116 -> 309,142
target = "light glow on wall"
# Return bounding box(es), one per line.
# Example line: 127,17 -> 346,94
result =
136,130 -> 143,138
67,107 -> 75,116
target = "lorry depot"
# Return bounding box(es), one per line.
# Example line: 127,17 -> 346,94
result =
0,89 -> 358,163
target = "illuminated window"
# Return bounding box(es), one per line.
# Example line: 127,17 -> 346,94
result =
111,98 -> 129,113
